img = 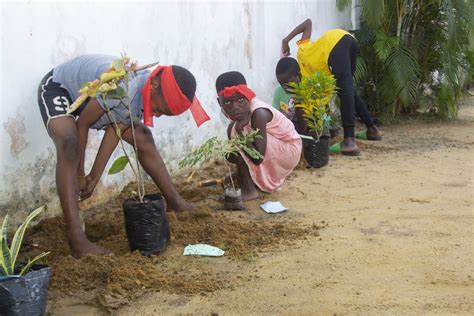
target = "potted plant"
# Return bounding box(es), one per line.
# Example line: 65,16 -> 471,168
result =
69,56 -> 169,256
178,130 -> 263,210
288,71 -> 337,168
0,206 -> 51,315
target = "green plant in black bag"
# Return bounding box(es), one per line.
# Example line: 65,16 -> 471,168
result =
288,71 -> 337,140
0,206 -> 49,276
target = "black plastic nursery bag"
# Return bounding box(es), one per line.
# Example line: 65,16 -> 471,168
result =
123,193 -> 170,256
0,264 -> 51,316
303,136 -> 330,168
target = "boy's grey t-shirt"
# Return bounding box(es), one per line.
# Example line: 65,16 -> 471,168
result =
53,54 -> 150,130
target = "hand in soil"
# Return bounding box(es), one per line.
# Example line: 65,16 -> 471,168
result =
69,233 -> 113,258
166,198 -> 195,213
79,175 -> 98,201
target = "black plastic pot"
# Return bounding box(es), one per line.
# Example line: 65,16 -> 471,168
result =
0,264 -> 51,316
123,193 -> 170,256
303,135 -> 330,168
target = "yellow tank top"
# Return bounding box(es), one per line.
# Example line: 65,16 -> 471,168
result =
296,29 -> 351,77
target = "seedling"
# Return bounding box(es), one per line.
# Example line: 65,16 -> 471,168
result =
288,71 -> 337,140
70,55 -> 158,203
0,206 -> 49,276
178,129 -> 263,191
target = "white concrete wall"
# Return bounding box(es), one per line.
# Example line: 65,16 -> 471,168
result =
0,0 -> 350,220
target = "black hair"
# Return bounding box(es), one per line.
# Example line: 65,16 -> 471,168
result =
171,65 -> 196,102
275,57 -> 300,77
215,71 -> 247,93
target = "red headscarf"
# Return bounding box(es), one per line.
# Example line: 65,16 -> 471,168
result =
217,84 -> 256,102
141,66 -> 210,127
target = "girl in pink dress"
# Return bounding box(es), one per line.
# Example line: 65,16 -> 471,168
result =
216,71 -> 302,200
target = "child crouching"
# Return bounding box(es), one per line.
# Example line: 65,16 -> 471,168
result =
215,71 -> 302,200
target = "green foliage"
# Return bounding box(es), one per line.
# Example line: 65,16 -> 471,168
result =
0,206 -> 50,276
288,71 -> 337,139
339,0 -> 472,121
108,155 -> 130,175
178,129 -> 264,170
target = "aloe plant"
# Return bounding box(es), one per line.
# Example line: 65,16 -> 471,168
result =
288,71 -> 337,140
0,206 -> 49,276
178,129 -> 264,190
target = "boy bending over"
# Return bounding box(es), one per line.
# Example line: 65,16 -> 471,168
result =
38,54 -> 209,257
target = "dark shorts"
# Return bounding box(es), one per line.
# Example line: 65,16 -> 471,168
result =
37,69 -> 83,131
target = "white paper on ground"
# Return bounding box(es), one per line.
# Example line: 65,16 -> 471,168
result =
260,201 -> 288,213
183,244 -> 225,257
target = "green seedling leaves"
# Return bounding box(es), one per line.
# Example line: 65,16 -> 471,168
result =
289,71 -> 337,139
108,156 -> 130,175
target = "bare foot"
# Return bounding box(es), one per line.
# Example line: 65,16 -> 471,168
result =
241,189 -> 259,201
367,126 -> 382,141
68,232 -> 112,258
341,137 -> 360,156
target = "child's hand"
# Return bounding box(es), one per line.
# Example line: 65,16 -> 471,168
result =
281,39 -> 290,57
234,116 -> 251,134
79,175 -> 99,201
78,175 -> 87,194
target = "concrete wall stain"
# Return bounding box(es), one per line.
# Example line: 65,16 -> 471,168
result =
3,112 -> 28,158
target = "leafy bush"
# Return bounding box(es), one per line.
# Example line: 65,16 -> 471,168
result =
288,71 -> 337,140
338,0 -> 473,121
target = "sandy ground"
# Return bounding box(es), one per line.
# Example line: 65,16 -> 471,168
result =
49,97 -> 473,315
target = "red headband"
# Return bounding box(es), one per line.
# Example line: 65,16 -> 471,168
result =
141,65 -> 210,127
217,84 -> 256,102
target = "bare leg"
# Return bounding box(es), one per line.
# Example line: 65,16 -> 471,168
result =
235,154 -> 258,201
122,124 -> 194,212
48,118 -> 111,257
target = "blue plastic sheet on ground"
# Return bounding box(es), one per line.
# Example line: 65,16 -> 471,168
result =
183,244 -> 225,257
260,201 -> 288,214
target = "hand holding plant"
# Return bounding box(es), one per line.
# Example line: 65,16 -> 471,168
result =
179,129 -> 264,190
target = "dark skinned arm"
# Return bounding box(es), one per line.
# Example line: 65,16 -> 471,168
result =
77,99 -> 106,177
79,124 -> 121,200
281,18 -> 312,56
235,108 -> 273,165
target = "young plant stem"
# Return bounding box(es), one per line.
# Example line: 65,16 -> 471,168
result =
224,160 -> 236,191
103,98 -> 142,201
124,73 -> 145,202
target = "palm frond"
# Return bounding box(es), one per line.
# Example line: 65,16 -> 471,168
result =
361,0 -> 385,29
384,46 -> 420,106
374,31 -> 399,61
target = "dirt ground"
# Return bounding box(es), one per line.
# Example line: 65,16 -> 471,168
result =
39,97 -> 472,315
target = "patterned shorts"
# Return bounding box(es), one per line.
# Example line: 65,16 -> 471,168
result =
37,69 -> 83,131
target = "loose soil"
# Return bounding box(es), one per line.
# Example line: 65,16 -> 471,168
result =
29,97 -> 474,315
23,161 -> 322,311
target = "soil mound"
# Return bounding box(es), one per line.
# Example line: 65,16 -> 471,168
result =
23,161 -> 323,309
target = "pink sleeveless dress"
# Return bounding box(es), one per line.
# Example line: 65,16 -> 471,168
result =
232,98 -> 302,192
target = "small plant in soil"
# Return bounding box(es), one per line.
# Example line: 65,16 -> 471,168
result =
178,130 -> 263,209
0,206 -> 49,276
288,71 -> 337,140
0,206 -> 51,315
